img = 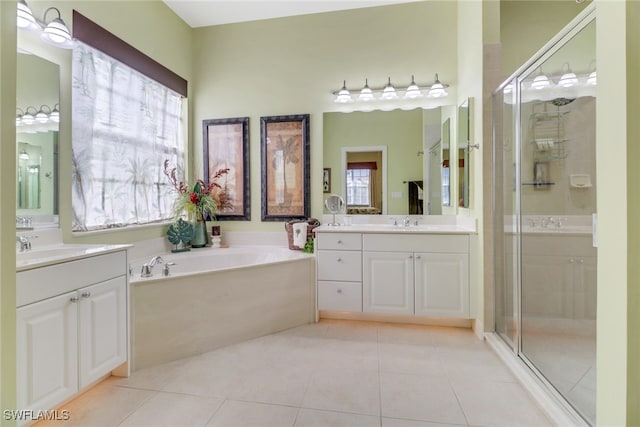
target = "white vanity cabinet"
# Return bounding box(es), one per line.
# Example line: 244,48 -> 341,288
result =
316,233 -> 363,312
314,227 -> 472,321
16,250 -> 128,420
363,234 -> 469,318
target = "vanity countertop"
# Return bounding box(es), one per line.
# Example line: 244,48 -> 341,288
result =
314,224 -> 476,234
16,243 -> 132,272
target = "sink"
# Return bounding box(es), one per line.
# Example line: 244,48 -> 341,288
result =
17,246 -> 89,261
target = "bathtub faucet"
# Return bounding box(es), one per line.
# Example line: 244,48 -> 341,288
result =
141,256 -> 164,277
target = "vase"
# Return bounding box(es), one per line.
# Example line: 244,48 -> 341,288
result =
191,217 -> 208,248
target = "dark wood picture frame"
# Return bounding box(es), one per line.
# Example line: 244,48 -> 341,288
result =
203,117 -> 250,221
260,114 -> 310,221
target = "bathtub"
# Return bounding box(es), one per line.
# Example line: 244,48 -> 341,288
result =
129,246 -> 315,370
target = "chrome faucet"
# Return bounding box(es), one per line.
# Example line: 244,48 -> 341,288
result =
141,256 -> 164,277
403,216 -> 411,227
16,235 -> 33,252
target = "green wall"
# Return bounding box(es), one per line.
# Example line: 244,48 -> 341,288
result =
323,109 -> 423,215
191,1 -> 457,231
1,1 -> 17,422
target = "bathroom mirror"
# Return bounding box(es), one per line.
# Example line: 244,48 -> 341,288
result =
323,107 -> 452,216
16,50 -> 60,227
457,98 -> 471,208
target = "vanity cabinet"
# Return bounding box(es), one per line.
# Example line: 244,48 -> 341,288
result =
363,234 -> 469,318
16,250 -> 128,421
315,230 -> 471,319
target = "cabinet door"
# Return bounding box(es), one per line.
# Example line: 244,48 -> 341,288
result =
17,292 -> 78,414
573,256 -> 597,320
363,252 -> 414,314
414,252 -> 469,318
79,276 -> 127,389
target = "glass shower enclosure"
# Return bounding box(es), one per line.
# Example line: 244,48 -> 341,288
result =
493,9 -> 596,425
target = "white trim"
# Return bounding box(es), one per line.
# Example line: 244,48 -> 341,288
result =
341,145 -> 388,214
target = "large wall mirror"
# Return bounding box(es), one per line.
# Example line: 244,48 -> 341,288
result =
323,107 -> 456,216
16,50 -> 60,227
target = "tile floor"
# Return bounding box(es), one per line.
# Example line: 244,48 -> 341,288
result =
36,320 -> 553,427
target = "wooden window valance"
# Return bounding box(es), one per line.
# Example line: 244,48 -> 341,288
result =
347,161 -> 378,170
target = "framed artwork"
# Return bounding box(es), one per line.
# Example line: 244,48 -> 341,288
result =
203,117 -> 250,221
323,168 -> 331,193
260,114 -> 310,221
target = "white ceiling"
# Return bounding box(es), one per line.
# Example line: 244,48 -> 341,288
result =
162,0 -> 424,28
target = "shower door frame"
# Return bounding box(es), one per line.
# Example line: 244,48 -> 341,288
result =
492,4 -> 596,425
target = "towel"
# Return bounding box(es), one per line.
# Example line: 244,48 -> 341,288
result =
292,222 -> 308,248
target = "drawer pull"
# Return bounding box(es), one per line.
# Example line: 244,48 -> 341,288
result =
70,296 -> 79,303
415,255 -> 421,259
337,289 -> 342,294
81,291 -> 91,298
337,240 -> 343,244
408,255 -> 413,259
337,258 -> 343,262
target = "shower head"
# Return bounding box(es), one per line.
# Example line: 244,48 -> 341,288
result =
551,97 -> 575,106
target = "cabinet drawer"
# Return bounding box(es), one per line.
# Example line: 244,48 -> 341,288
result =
317,233 -> 362,251
363,233 -> 468,253
17,251 -> 127,307
318,281 -> 362,312
317,250 -> 362,281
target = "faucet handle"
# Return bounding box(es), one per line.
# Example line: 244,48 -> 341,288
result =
163,262 -> 176,277
389,217 -> 398,226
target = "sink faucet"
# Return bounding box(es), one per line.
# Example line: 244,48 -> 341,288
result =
16,235 -> 33,252
141,256 -> 164,277
403,216 -> 411,227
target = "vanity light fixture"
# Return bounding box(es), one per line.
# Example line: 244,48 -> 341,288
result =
40,7 -> 74,49
381,77 -> 398,100
16,2 -> 75,49
404,75 -> 422,99
427,73 -> 448,98
333,74 -> 449,103
334,80 -> 352,104
19,150 -> 30,161
358,79 -> 375,102
35,105 -> 52,124
558,63 -> 578,87
17,0 -> 38,31
531,69 -> 551,90
586,70 -> 597,86
50,104 -> 60,123
21,106 -> 37,125
16,108 -> 24,126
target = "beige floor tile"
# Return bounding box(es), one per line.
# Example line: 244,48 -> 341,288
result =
206,400 -> 298,427
112,357 -> 189,391
438,346 -> 515,383
382,417 -> 468,427
380,372 -> 467,425
450,379 -> 553,427
294,408 -> 380,426
301,338 -> 380,372
378,342 -> 445,377
35,381 -> 153,427
377,324 -> 436,346
325,321 -> 379,342
302,368 -> 380,416
118,392 -> 223,427
277,322 -> 329,338
228,365 -> 312,406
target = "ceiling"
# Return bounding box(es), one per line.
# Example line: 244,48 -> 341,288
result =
162,0 -> 424,28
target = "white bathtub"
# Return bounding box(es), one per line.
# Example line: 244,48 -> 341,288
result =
130,246 -> 310,282
129,246 -> 315,370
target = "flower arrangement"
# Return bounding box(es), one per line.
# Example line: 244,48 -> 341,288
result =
163,160 -> 230,221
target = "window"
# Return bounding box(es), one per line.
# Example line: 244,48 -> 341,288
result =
346,168 -> 371,206
71,43 -> 185,231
